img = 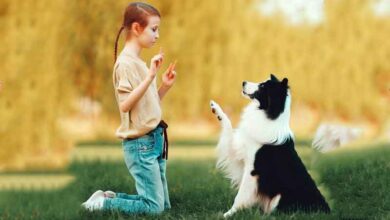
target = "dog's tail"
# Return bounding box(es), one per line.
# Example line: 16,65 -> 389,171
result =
312,123 -> 362,153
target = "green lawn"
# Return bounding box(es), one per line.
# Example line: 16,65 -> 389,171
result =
0,142 -> 389,220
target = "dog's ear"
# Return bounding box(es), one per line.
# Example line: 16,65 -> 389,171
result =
281,78 -> 288,87
270,74 -> 279,82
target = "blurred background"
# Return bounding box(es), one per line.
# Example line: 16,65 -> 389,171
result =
0,0 -> 389,171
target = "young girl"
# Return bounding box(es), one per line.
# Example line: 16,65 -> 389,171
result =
82,2 -> 176,214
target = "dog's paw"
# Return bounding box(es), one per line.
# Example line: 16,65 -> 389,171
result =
269,194 -> 281,212
210,100 -> 223,121
223,209 -> 235,218
210,100 -> 218,113
223,207 -> 237,218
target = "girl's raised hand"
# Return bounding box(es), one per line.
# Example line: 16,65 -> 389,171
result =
149,48 -> 164,80
162,60 -> 177,87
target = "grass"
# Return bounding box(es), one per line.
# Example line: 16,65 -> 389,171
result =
313,143 -> 390,219
0,142 -> 389,219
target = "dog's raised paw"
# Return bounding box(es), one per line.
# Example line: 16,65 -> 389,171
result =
210,100 -> 220,113
210,100 -> 223,121
210,100 -> 216,109
210,100 -> 217,113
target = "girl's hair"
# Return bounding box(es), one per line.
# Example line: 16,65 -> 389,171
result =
114,2 -> 160,62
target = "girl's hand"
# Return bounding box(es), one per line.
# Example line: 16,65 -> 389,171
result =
149,48 -> 164,80
162,60 -> 177,88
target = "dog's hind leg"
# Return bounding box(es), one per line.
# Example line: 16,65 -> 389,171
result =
262,194 -> 281,214
269,194 -> 281,213
223,166 -> 258,218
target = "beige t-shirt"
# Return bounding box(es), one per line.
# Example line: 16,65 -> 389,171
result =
112,48 -> 162,139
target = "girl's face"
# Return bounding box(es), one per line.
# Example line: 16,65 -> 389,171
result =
137,16 -> 160,48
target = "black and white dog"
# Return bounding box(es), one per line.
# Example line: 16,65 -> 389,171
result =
210,74 -> 330,218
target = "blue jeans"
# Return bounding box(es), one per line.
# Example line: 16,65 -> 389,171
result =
103,126 -> 171,214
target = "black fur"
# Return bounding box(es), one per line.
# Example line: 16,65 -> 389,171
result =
251,138 -> 331,213
251,74 -> 289,120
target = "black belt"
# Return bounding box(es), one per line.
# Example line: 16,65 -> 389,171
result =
158,120 -> 169,160
124,120 -> 169,160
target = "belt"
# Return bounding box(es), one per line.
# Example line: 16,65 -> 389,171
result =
158,120 -> 169,160
124,120 -> 169,160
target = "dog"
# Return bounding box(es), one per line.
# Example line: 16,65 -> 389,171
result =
210,74 -> 330,218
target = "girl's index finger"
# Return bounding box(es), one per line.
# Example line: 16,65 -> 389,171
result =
167,63 -> 173,72
171,60 -> 177,70
159,47 -> 163,55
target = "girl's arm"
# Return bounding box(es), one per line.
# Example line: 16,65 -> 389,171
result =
158,84 -> 171,100
119,53 -> 163,113
119,75 -> 154,112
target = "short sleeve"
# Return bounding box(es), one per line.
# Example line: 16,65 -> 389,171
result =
114,63 -> 134,102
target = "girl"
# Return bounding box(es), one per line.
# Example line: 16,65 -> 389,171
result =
82,2 -> 176,215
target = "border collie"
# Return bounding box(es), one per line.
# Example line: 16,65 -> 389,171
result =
210,74 -> 330,218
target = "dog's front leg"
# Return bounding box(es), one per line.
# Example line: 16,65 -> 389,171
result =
224,166 -> 258,218
210,100 -> 234,157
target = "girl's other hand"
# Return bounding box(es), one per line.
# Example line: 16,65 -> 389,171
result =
149,48 -> 164,80
162,60 -> 177,88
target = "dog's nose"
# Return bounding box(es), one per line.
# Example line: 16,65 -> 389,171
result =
242,81 -> 247,87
